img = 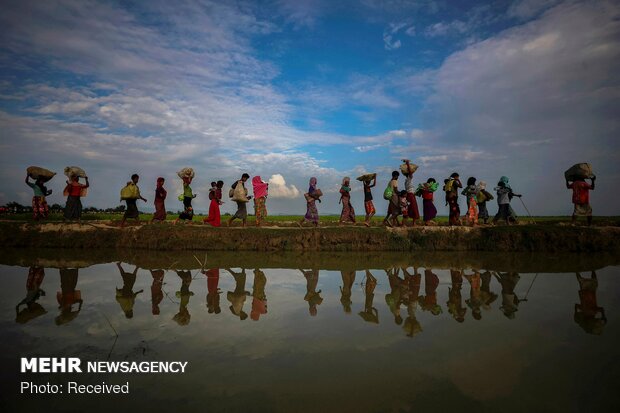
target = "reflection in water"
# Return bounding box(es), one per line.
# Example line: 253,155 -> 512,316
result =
115,263 -> 142,319
150,269 -> 164,315
359,270 -> 378,324
226,268 -> 250,320
447,269 -> 466,322
203,268 -> 221,314
6,261 -> 613,338
575,271 -> 607,335
15,266 -> 47,324
301,269 -> 323,316
57,268 -> 83,325
339,270 -> 355,314
174,270 -> 194,325
421,269 -> 442,316
465,270 -> 482,320
251,269 -> 267,321
495,272 -> 522,319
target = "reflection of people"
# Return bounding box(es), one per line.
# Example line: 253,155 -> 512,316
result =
16,266 -> 47,324
574,271 -> 607,335
340,270 -> 356,314
251,269 -> 267,321
226,268 -> 250,320
173,270 -> 194,325
464,270 -> 482,320
203,268 -> 222,314
494,272 -> 521,319
420,268 -> 442,315
385,267 -> 405,325
56,268 -> 83,325
359,270 -> 379,324
150,269 -> 164,315
480,271 -> 498,311
115,263 -> 143,319
403,267 -> 422,337
447,270 -> 466,322
300,269 -> 323,316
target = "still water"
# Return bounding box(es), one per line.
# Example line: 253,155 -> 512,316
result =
1,250 -> 619,413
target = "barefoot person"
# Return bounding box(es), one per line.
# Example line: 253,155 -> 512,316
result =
299,177 -> 321,227
383,171 -> 400,227
63,174 -> 89,223
363,175 -> 377,227
252,176 -> 269,227
25,174 -> 52,221
403,159 -> 420,226
338,177 -> 356,226
228,173 -> 252,227
174,176 -> 196,224
417,178 -> 438,225
204,180 -> 224,227
151,177 -> 167,223
567,175 -> 596,226
120,174 -> 147,227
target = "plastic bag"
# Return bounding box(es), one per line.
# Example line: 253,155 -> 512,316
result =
120,183 -> 140,200
383,183 -> 393,200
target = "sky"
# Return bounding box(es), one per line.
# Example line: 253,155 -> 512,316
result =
0,0 -> 618,216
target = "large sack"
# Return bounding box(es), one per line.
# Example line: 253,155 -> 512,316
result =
565,163 -> 594,181
177,167 -> 195,179
400,163 -> 418,175
27,166 -> 56,182
356,173 -> 376,182
231,181 -> 249,202
120,183 -> 140,200
64,166 -> 86,178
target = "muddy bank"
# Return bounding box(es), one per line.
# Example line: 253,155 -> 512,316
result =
2,221 -> 620,253
1,247 -> 618,273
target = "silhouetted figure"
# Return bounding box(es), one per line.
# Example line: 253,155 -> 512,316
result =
226,268 -> 250,320
403,268 -> 423,337
359,270 -> 379,324
340,270 -> 356,314
115,263 -> 143,319
494,272 -> 521,319
385,267 -> 405,325
574,271 -> 607,335
173,270 -> 194,325
300,269 -> 323,316
464,270 -> 483,320
251,269 -> 267,321
150,269 -> 164,315
203,268 -> 222,314
56,268 -> 83,325
447,269 -> 466,322
480,271 -> 498,311
420,269 -> 442,316
16,266 -> 47,324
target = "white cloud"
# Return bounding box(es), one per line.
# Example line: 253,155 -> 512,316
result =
508,0 -> 563,19
267,174 -> 300,199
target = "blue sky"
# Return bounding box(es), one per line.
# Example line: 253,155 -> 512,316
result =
0,0 -> 618,216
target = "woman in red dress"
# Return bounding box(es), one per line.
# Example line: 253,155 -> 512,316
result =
204,180 -> 223,227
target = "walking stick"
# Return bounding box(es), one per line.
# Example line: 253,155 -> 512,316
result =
521,273 -> 538,302
518,197 -> 535,224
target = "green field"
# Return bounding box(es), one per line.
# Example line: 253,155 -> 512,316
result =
2,212 -> 619,226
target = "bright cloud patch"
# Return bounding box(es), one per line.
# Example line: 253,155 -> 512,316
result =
267,174 -> 300,199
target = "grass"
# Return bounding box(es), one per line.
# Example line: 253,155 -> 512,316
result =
2,212 -> 619,226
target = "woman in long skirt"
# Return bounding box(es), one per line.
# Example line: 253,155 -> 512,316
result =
63,175 -> 89,223
204,180 -> 223,227
151,177 -> 167,223
339,177 -> 356,225
252,176 -> 269,226
299,177 -> 320,227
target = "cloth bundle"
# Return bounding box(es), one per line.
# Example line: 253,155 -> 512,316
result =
27,166 -> 56,182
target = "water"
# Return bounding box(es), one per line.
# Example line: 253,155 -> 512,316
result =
1,250 -> 619,413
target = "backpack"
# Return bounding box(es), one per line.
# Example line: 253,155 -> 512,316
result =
383,182 -> 394,200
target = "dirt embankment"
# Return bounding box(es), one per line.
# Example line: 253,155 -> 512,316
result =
1,221 -> 619,253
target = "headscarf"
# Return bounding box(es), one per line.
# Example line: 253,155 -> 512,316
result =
308,177 -> 317,194
500,176 -> 511,189
341,176 -> 351,192
477,181 -> 486,191
252,176 -> 269,199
